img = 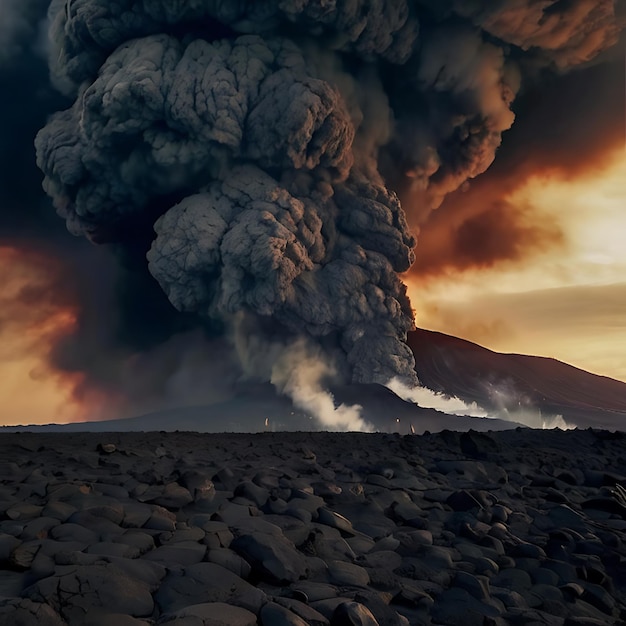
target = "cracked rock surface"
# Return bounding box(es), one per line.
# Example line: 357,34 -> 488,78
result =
0,429 -> 625,625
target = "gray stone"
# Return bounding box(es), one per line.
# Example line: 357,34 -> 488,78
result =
371,536 -> 400,552
260,601 -> 310,626
234,481 -> 269,507
311,598 -> 362,621
431,587 -> 502,626
436,461 -> 490,483
10,540 -> 41,569
20,517 -> 60,541
160,601 -> 257,626
0,570 -> 27,597
346,534 -> 376,555
580,582 -> 616,616
327,560 -> 370,587
24,562 -> 155,621
86,614 -> 152,626
6,503 -> 44,521
301,527 -> 356,561
121,502 -> 153,528
152,482 -> 194,509
273,597 -> 330,626
454,571 -> 490,600
0,532 -> 21,560
525,583 -> 563,609
446,490 -> 483,512
213,503 -> 256,525
49,522 -> 99,544
394,529 -> 433,552
180,471 -> 216,503
143,540 -> 207,565
261,514 -> 311,546
357,550 -> 402,571
231,532 -> 308,583
331,601 -> 380,626
86,541 -> 140,558
79,501 -> 125,525
66,510 -> 122,535
492,568 -> 533,591
317,509 -> 356,535
155,562 -> 266,614
291,581 -> 340,602
143,507 -> 177,532
103,556 -> 167,588
0,598 -> 66,626
42,501 -> 76,522
160,527 -> 206,544
114,530 -> 155,555
489,585 -> 528,610
509,541 -> 547,559
207,548 -> 252,578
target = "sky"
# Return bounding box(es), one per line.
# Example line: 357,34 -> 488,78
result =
0,1 -> 625,426
409,149 -> 626,382
406,44 -> 626,383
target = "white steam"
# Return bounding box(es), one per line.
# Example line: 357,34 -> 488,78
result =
386,377 -> 488,417
388,376 -> 576,429
483,380 -> 575,429
271,341 -> 373,433
542,414 -> 575,430
233,317 -> 371,432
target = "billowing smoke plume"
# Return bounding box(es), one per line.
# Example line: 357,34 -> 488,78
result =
30,1 -> 624,419
36,2 -> 423,388
386,377 -> 487,418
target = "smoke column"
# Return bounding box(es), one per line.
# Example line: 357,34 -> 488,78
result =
33,1 -> 623,424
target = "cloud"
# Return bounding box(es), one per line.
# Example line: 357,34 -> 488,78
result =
414,282 -> 626,383
386,377 -> 487,417
411,53 -> 625,277
0,0 -> 623,424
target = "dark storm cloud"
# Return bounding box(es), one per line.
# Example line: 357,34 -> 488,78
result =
0,3 -> 231,419
0,0 -> 49,62
0,0 -> 620,417
37,4 -> 422,385
34,0 -> 624,392
413,51 -> 625,276
381,24 -> 519,219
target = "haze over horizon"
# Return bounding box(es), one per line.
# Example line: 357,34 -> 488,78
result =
0,1 -> 625,426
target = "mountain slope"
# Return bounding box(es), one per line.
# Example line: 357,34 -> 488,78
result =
408,329 -> 626,430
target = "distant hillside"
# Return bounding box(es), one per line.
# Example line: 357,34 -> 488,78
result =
3,330 -> 625,433
408,329 -> 626,430
0,381 -> 524,434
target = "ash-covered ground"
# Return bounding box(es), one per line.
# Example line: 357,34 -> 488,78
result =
0,427 -> 625,625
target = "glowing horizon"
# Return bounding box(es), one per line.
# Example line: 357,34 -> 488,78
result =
0,246 -> 87,425
410,149 -> 626,383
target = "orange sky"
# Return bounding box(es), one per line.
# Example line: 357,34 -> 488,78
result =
1,30 -> 624,426
0,247 -> 86,425
2,150 -> 625,426
409,148 -> 626,382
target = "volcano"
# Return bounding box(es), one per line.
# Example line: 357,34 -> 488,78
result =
3,329 -> 625,433
408,328 -> 626,431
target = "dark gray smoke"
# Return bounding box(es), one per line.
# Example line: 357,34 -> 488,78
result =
34,1 -> 623,392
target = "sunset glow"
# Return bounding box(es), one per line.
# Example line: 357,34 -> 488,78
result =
0,247 -> 85,425
410,150 -> 626,382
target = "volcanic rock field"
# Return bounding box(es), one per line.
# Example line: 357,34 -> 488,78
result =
0,428 -> 625,625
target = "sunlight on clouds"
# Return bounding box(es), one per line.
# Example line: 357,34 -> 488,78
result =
510,151 -> 626,286
0,247 -> 84,426
0,354 -> 83,426
410,150 -> 626,383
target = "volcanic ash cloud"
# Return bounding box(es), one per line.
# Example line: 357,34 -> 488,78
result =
34,1 -> 623,411
36,7 -> 421,389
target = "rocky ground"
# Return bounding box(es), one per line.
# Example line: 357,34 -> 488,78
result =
0,428 -> 625,626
